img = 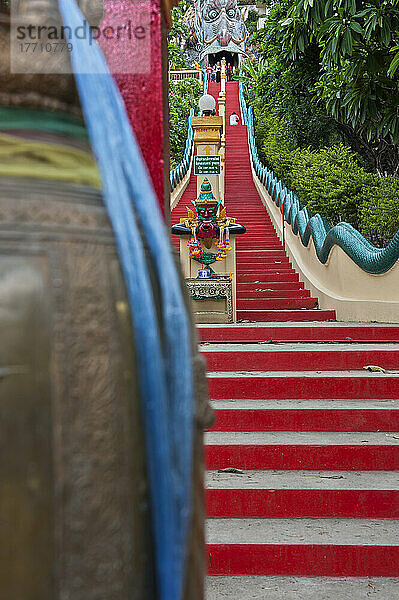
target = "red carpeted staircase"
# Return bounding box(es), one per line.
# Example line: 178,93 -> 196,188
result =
171,82 -> 399,599
223,82 -> 335,323
172,82 -> 335,321
202,321 -> 399,599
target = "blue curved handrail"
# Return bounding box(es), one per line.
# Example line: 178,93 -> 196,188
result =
238,79 -> 247,125
202,68 -> 208,97
170,108 -> 194,191
239,92 -> 399,275
59,2 -> 194,600
170,70 -> 208,192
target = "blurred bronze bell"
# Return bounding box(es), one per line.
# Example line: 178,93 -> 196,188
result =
0,2 -> 209,598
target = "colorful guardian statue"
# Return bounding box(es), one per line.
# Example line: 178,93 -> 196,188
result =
172,178 -> 246,272
185,0 -> 249,67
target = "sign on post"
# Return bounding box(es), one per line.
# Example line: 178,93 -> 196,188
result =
194,155 -> 221,175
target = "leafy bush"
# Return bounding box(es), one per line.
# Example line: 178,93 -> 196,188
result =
169,44 -> 187,70
289,144 -> 367,229
169,78 -> 201,169
255,106 -> 295,183
359,177 -> 399,246
256,109 -> 399,245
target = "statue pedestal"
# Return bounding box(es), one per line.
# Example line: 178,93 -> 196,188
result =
186,277 -> 233,324
179,234 -> 237,323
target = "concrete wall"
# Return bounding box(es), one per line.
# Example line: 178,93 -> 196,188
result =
252,166 -> 399,323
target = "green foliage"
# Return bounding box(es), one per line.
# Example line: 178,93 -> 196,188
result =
269,0 -> 399,171
168,0 -> 191,47
242,2 -> 339,153
359,176 -> 399,244
245,9 -> 260,37
169,78 -> 201,169
242,0 -> 399,243
388,45 -> 399,76
289,144 -> 368,229
257,109 -> 399,244
169,44 -> 187,70
168,0 -> 190,72
254,105 -> 295,179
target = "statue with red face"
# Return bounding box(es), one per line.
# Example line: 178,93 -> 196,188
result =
172,178 -> 245,267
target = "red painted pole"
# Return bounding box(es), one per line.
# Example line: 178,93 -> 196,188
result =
100,0 -> 173,222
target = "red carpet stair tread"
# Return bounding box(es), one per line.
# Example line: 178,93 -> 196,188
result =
203,323 -> 399,597
172,83 -> 399,598
172,82 -> 335,322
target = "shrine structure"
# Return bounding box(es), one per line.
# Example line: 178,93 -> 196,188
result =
184,0 -> 250,67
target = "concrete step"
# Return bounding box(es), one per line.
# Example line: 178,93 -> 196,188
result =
236,250 -> 287,255
237,282 -> 305,291
206,576 -> 399,600
237,273 -> 299,282
208,408 -> 399,432
237,298 -> 318,311
202,343 -> 399,371
236,260 -> 291,267
236,247 -> 286,251
206,469 -> 399,489
236,290 -> 310,299
205,431 -> 399,446
209,398 -> 399,409
207,542 -> 399,576
197,323 -> 399,344
207,370 -> 399,399
206,488 -> 399,518
237,268 -> 295,274
205,443 -> 398,471
207,518 -> 399,545
237,241 -> 282,246
236,309 -> 335,321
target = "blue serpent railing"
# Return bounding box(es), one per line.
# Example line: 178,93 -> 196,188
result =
202,68 -> 208,96
240,93 -> 399,275
170,108 -> 194,192
238,80 -> 247,125
170,70 -> 208,192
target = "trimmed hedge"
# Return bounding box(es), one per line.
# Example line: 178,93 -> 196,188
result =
254,106 -> 399,246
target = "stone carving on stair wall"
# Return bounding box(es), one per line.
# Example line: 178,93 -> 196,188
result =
186,278 -> 233,322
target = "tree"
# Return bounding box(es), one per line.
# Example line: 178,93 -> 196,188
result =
169,44 -> 188,70
168,0 -> 191,48
169,78 -> 201,169
272,0 -> 399,175
242,1 -> 338,151
245,9 -> 260,37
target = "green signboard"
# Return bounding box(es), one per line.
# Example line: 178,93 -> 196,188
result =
194,155 -> 221,175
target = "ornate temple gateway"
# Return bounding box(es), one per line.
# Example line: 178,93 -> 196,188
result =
185,0 -> 250,67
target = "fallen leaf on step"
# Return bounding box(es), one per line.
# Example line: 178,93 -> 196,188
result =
217,467 -> 244,474
363,365 -> 386,373
258,339 -> 273,344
